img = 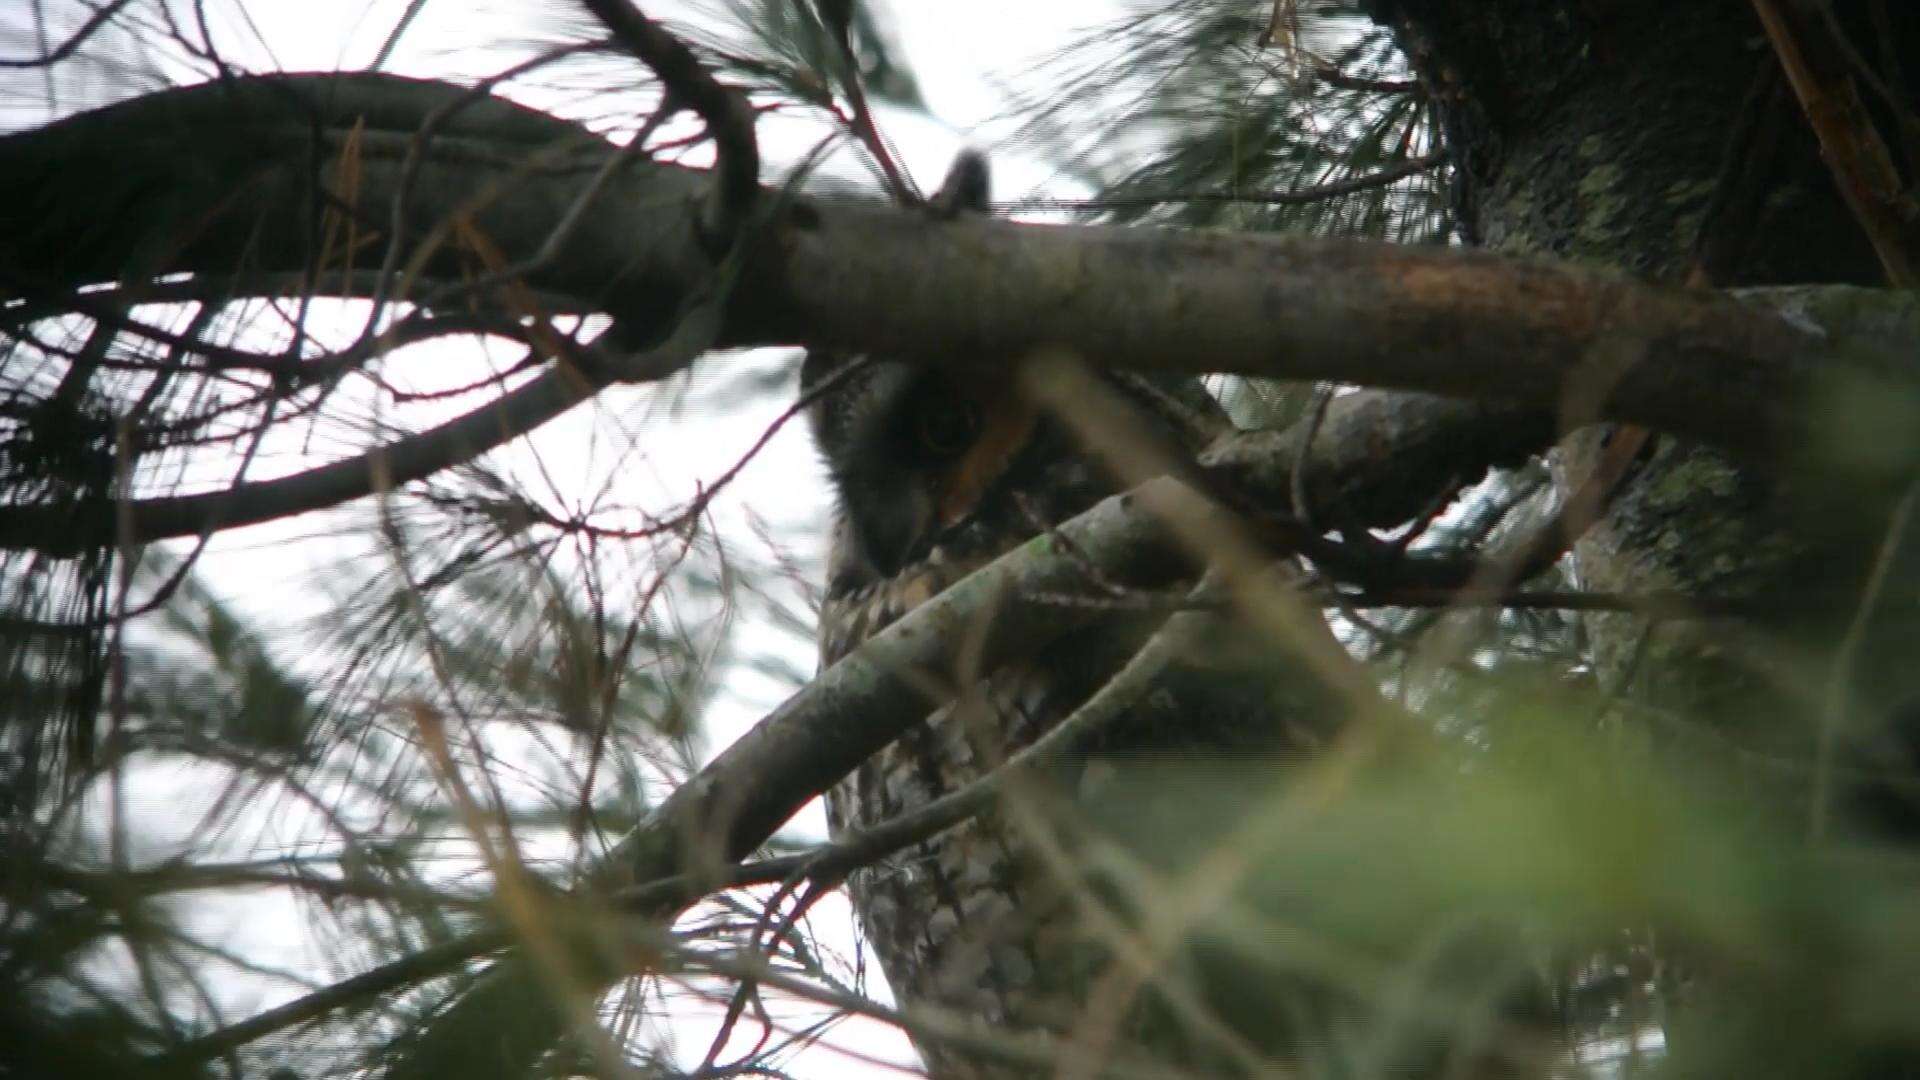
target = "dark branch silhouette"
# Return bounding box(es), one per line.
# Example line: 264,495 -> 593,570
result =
4,74 -> 1915,559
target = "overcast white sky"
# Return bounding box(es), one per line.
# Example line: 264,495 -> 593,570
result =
6,1 -> 1134,1075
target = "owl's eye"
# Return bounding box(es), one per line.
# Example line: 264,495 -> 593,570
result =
913,395 -> 980,457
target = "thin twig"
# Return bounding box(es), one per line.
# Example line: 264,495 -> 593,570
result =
1007,152 -> 1443,214
817,0 -> 915,206
1309,63 -> 1420,95
792,591 -> 1208,889
1494,425 -> 1648,586
1290,382 -> 1337,534
1811,477 -> 1920,839
582,0 -> 760,245
0,0 -> 136,68
145,931 -> 510,1068
1750,0 -> 1918,284
0,342 -> 599,556
1336,586 -> 1750,617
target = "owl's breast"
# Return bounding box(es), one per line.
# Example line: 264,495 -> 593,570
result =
823,657 -> 1074,1052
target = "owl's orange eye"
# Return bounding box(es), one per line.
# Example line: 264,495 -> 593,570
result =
915,397 -> 980,457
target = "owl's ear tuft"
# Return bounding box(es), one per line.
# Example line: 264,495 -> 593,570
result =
926,150 -> 991,221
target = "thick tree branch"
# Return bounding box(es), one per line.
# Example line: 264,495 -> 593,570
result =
6,73 -> 1916,512
768,217 -> 1912,473
790,592 -> 1212,892
0,74 -> 715,334
595,485 -> 1193,889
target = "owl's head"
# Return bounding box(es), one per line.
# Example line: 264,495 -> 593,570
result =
802,151 -> 1226,657
801,347 -> 1229,634
801,353 -> 1062,589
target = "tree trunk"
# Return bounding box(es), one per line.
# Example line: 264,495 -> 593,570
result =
1363,0 -> 1920,1070
1367,0 -> 1920,794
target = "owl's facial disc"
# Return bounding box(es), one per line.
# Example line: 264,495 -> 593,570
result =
933,390 -> 1037,529
809,357 -> 1041,580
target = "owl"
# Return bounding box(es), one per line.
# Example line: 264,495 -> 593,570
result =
796,154 -> 1359,1078
801,337 -> 1358,1076
797,152 -> 1573,1076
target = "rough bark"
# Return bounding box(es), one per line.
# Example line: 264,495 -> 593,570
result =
1362,0 -> 1920,1070
1365,0 -> 1920,775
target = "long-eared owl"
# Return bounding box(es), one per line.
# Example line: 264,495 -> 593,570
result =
800,157 -> 1346,1078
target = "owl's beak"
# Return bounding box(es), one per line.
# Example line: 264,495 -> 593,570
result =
936,395 -> 1038,529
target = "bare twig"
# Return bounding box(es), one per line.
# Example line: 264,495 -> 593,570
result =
1492,424 -> 1649,587
0,303 -> 722,556
1290,382 -> 1338,534
1811,477 -> 1920,839
0,346 -> 592,556
1335,586 -> 1751,617
145,930 -> 510,1069
1008,152 -> 1445,214
581,0 -> 760,245
0,0 -> 136,68
814,0 -> 915,205
1751,0 -> 1919,284
1309,63 -> 1420,95
795,592 -> 1209,889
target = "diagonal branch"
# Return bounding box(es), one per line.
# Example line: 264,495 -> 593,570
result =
1,350 -> 594,557
1750,0 -> 1920,285
147,930 -> 510,1070
144,380 -> 1544,1075
0,317 -> 717,556
1310,63 -> 1420,94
